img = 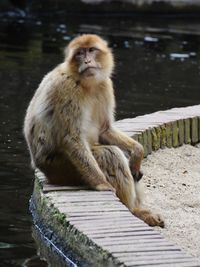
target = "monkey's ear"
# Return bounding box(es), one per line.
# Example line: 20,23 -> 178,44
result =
64,45 -> 76,62
64,46 -> 71,61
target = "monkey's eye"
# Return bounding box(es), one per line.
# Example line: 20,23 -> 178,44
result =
89,47 -> 97,53
75,49 -> 84,57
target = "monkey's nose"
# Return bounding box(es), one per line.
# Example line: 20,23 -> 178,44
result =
85,59 -> 91,64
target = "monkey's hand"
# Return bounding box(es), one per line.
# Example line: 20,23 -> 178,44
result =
129,150 -> 144,182
95,182 -> 116,193
131,169 -> 143,182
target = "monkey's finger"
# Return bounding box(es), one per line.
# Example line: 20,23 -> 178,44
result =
132,170 -> 143,182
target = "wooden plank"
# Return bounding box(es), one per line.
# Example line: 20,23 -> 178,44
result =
68,213 -> 137,220
112,246 -> 180,255
114,250 -> 187,259
97,239 -> 172,247
43,184 -> 91,192
119,254 -> 189,264
58,206 -> 128,212
55,201 -> 123,207
82,226 -> 154,235
133,261 -> 200,267
125,257 -> 197,266
48,196 -> 120,202
63,210 -> 131,216
87,230 -> 155,239
71,222 -> 151,230
95,237 -> 165,246
68,213 -> 144,222
105,244 -> 178,254
46,191 -> 116,197
102,242 -> 176,252
98,239 -> 170,247
124,254 -> 193,262
85,231 -> 160,239
71,217 -> 144,224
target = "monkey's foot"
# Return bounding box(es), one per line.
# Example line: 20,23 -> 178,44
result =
95,182 -> 116,193
133,208 -> 164,228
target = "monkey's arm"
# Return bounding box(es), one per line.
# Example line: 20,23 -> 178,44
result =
63,136 -> 115,192
100,126 -> 143,156
100,127 -> 144,178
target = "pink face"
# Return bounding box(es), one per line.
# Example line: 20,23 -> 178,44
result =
74,47 -> 101,77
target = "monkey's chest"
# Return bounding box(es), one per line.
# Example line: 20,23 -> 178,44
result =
81,104 -> 105,146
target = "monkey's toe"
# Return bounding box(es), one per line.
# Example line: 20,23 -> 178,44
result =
133,208 -> 165,228
145,213 -> 165,228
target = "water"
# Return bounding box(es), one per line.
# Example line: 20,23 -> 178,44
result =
0,11 -> 200,266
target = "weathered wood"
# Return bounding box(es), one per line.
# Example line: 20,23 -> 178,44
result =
114,250 -> 187,258
50,197 -> 120,202
71,222 -> 150,230
82,226 -> 153,235
133,264 -> 200,267
68,213 -> 136,221
106,244 -> 179,253
87,230 -> 159,239
56,201 -> 122,211
126,258 -> 197,266
43,184 -> 91,192
79,230 -> 160,237
59,207 -> 127,213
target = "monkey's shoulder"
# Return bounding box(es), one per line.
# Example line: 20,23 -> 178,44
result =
33,64 -> 79,102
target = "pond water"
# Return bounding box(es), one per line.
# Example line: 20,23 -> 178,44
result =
0,10 -> 200,267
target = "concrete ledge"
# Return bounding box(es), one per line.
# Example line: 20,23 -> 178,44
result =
31,105 -> 200,267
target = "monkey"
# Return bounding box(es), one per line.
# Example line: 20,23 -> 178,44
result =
24,34 -> 164,227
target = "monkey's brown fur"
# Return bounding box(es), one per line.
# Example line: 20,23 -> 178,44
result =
24,34 -> 164,227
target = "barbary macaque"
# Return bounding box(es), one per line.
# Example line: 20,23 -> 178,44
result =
24,34 -> 164,227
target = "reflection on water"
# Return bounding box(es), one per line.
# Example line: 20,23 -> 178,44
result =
0,12 -> 200,266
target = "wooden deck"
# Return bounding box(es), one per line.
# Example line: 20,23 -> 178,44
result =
31,105 -> 200,267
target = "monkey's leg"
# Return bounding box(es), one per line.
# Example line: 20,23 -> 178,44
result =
92,145 -> 139,207
38,149 -> 114,191
100,128 -> 144,182
92,145 -> 164,227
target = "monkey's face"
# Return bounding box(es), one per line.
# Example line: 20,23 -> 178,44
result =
74,47 -> 101,78
65,34 -> 114,80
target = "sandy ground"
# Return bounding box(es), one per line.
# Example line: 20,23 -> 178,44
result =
142,144 -> 200,261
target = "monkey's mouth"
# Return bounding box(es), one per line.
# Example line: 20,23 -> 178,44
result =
80,66 -> 100,76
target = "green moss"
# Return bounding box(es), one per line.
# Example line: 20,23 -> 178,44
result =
138,134 -> 144,146
178,119 -> 184,145
146,129 -> 152,155
191,117 -> 199,144
52,211 -> 66,224
184,119 -> 191,144
132,133 -> 139,142
160,125 -> 167,148
151,127 -> 160,151
199,117 -> 200,141
165,122 -> 173,148
172,121 -> 179,147
142,131 -> 148,157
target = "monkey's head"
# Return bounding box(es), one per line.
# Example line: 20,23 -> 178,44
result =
65,34 -> 114,81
